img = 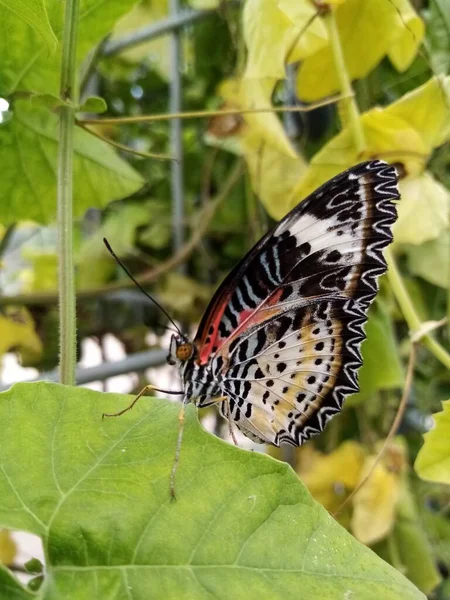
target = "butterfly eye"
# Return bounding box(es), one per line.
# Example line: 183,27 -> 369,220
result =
176,343 -> 194,362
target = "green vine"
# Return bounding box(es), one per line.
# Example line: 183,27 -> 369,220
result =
57,0 -> 80,385
326,6 -> 450,371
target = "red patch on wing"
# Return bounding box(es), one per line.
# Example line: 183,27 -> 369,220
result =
198,287 -> 284,364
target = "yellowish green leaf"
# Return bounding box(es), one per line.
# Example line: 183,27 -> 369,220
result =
244,137 -> 307,219
415,400 -> 450,485
110,0 -> 170,77
0,0 -> 57,52
393,174 -> 450,245
214,78 -> 305,219
348,303 -> 404,405
289,77 -> 450,208
240,78 -> 297,158
386,0 -> 425,71
21,250 -> 58,292
78,96 -> 108,114
297,0 -> 424,101
186,0 -> 219,7
243,0 -> 327,80
351,454 -> 401,545
0,307 -> 42,362
387,76 -> 450,151
407,231 -> 450,288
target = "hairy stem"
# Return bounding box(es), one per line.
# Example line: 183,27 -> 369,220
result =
325,9 -> 366,155
57,0 -> 80,385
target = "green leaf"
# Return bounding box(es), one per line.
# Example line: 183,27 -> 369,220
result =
415,400 -> 450,484
0,101 -> 144,224
78,96 -> 108,114
0,0 -> 140,96
0,382 -> 424,600
0,564 -> 33,600
0,0 -> 57,52
374,483 -> 442,595
348,303 -> 404,405
407,231 -> 450,288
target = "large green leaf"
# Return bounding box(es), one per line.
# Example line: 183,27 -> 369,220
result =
0,0 -> 57,52
0,0 -> 139,96
0,101 -> 144,224
0,383 -> 424,599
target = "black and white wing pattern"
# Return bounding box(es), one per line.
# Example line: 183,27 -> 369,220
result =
192,160 -> 399,446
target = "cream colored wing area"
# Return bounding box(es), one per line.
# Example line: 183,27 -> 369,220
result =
220,298 -> 361,446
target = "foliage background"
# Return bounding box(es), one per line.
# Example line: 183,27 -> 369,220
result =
0,0 -> 449,598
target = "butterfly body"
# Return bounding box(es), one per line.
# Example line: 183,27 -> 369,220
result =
168,160 -> 400,448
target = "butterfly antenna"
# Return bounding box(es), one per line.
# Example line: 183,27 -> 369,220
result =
103,238 -> 183,336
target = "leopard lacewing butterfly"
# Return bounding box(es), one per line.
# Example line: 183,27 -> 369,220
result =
104,159 -> 399,496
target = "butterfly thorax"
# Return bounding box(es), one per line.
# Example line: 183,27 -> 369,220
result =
181,359 -> 222,407
167,333 -> 222,406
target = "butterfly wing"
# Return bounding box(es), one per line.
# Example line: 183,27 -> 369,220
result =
194,160 -> 399,445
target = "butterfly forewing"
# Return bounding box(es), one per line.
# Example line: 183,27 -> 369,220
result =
193,160 -> 399,446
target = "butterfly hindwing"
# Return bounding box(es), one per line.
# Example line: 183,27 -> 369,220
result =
219,298 -> 366,445
193,160 -> 399,445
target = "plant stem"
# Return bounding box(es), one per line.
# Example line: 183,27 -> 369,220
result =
386,249 -> 450,370
76,95 -> 349,125
57,0 -> 80,385
325,9 -> 366,155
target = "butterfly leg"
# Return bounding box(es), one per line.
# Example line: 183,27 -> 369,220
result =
170,400 -> 189,500
224,397 -> 239,446
211,395 -> 238,446
102,384 -> 157,419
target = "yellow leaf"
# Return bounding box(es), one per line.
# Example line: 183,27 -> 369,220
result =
0,307 -> 42,362
244,136 -> 307,219
351,454 -> 401,545
297,0 -> 424,102
393,174 -> 450,245
243,0 -> 327,80
214,78 -> 306,219
240,78 -> 297,158
386,0 -> 425,72
387,76 -> 450,150
298,441 -> 365,515
415,400 -> 450,485
0,529 -> 16,565
288,77 -> 450,210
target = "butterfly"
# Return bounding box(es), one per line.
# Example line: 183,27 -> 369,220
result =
104,159 -> 399,496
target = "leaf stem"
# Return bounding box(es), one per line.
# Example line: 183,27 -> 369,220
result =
76,95 -> 350,126
325,9 -> 366,155
57,0 -> 80,385
386,249 -> 450,370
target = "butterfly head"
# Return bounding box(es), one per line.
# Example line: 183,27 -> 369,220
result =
167,334 -> 196,366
